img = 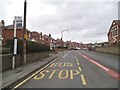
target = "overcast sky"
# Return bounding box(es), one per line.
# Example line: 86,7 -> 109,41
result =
0,0 -> 119,43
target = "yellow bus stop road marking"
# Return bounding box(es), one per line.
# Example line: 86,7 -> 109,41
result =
75,57 -> 87,86
12,57 -> 60,89
80,75 -> 87,85
78,66 -> 82,72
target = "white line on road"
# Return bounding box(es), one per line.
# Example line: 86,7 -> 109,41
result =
63,52 -> 70,58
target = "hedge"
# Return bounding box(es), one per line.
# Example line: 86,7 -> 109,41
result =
3,39 -> 50,54
0,48 -> 10,54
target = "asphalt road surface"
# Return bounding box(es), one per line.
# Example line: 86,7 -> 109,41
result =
13,50 -> 119,88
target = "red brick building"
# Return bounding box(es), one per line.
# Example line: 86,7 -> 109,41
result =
31,32 -> 53,46
1,20 -> 32,44
0,20 -> 4,46
55,38 -> 63,47
2,25 -> 32,44
31,31 -> 41,42
108,20 -> 120,44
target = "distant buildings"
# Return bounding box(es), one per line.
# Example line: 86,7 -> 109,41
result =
2,19 -> 119,50
108,20 -> 120,44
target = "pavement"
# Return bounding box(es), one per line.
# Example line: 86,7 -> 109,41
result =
1,51 -> 66,89
1,50 -> 120,89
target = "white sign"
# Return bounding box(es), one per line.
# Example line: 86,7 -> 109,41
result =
13,38 -> 17,55
14,16 -> 22,28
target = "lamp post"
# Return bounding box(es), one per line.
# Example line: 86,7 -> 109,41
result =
22,0 -> 27,65
61,30 -> 69,41
61,30 -> 69,48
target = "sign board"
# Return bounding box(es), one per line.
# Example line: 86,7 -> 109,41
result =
13,38 -> 17,55
24,34 -> 28,40
14,16 -> 22,28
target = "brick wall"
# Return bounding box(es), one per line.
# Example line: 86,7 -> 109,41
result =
2,29 -> 23,43
1,51 -> 52,71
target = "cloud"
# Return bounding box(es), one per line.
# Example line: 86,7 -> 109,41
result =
0,0 -> 118,43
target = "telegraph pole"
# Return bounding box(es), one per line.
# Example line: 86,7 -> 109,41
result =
22,0 -> 27,65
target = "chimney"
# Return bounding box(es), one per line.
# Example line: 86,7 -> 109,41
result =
49,34 -> 51,37
40,32 -> 42,35
1,20 -> 5,26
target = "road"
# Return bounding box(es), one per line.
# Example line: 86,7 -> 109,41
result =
12,50 -> 119,88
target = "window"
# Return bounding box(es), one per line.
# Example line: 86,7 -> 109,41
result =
112,29 -> 118,36
42,37 -> 44,40
28,33 -> 31,37
116,25 -> 119,30
39,36 -> 41,40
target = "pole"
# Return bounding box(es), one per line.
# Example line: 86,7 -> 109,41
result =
12,20 -> 17,70
22,0 -> 27,65
61,30 -> 69,49
61,31 -> 63,49
61,31 -> 63,41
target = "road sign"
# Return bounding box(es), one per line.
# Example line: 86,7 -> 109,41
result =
24,34 -> 28,40
13,38 -> 17,55
14,16 -> 22,28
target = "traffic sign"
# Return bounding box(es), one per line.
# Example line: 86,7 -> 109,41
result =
24,34 -> 28,40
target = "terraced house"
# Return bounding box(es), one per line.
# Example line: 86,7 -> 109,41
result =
108,20 -> 120,44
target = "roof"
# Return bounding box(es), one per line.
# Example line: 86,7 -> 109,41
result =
44,34 -> 49,38
4,25 -> 31,32
32,31 -> 40,36
5,25 -> 23,30
108,20 -> 120,36
114,20 -> 120,25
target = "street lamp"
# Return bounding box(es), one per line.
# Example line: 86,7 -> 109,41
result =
61,30 -> 69,41
61,30 -> 69,48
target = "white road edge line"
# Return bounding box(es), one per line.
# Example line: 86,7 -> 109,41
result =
63,52 -> 69,58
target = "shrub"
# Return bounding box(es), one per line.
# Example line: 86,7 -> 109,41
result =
4,39 -> 50,54
0,48 -> 11,54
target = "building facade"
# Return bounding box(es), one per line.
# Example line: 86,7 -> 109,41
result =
108,20 -> 120,44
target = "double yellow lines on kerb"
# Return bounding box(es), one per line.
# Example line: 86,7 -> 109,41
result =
75,57 -> 87,86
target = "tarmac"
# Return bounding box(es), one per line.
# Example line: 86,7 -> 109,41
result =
1,51 -> 65,89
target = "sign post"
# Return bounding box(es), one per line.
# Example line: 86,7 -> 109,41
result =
12,16 -> 22,70
12,19 -> 17,70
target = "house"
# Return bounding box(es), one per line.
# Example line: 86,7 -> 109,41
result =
2,20 -> 32,44
108,20 -> 120,44
0,20 -> 4,46
31,31 -> 41,42
31,32 -> 55,49
43,34 -> 50,45
55,38 -> 63,47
